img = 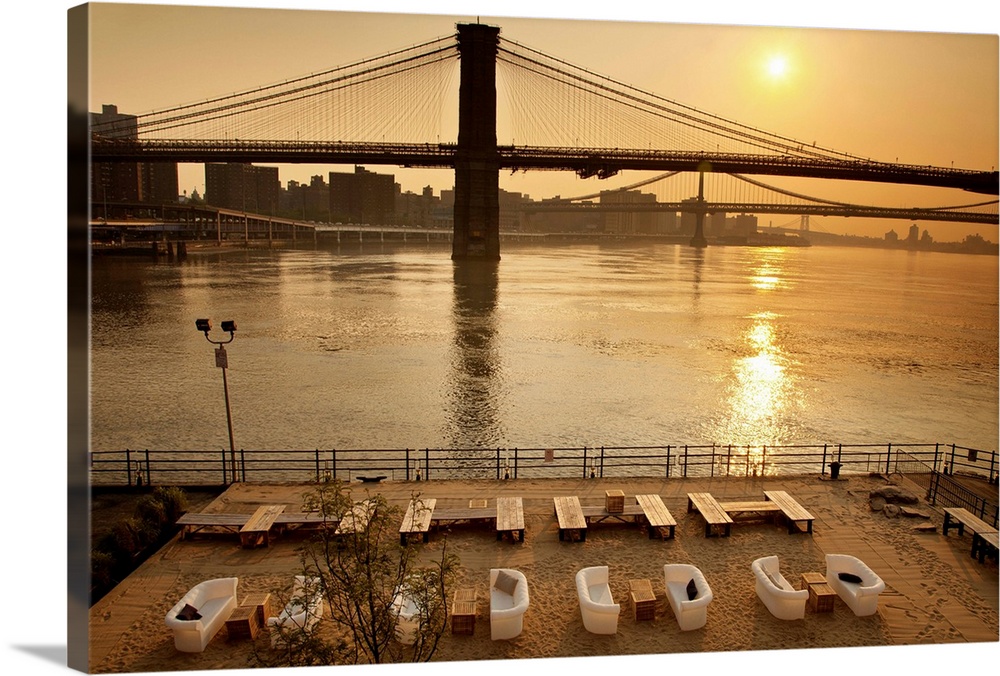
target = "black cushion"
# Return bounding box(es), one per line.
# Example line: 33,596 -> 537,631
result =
686,578 -> 698,601
176,603 -> 202,621
837,572 -> 863,584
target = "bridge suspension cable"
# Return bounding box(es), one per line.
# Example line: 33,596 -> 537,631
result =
92,35 -> 460,144
496,36 -> 870,163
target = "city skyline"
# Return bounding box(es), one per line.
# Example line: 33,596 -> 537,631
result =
85,2 -> 998,241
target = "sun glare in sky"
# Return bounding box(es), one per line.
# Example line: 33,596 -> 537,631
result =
766,55 -> 789,79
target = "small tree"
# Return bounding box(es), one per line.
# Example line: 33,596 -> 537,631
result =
255,481 -> 458,667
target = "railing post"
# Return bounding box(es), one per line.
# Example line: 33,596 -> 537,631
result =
315,449 -> 320,483
684,445 -> 689,479
665,445 -> 671,479
222,448 -> 228,485
933,443 -> 940,473
583,446 -> 588,479
763,445 -> 768,476
331,448 -> 337,480
496,448 -> 502,481
822,444 -> 827,475
240,448 -> 246,482
727,444 -> 732,477
405,448 -> 411,481
837,443 -> 842,462
886,443 -> 892,475
125,448 -> 132,486
425,447 -> 430,480
600,446 -> 605,478
950,443 -> 957,475
710,443 -> 716,478
144,448 -> 151,486
513,447 -> 519,479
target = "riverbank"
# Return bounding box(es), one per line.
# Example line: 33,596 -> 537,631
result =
87,472 -> 998,674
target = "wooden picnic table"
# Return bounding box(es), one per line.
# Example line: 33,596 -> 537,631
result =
718,500 -> 783,521
763,490 -> 815,534
635,494 -> 677,540
239,504 -> 286,548
686,492 -> 733,538
399,498 -> 437,545
553,496 -> 587,542
496,496 -> 525,543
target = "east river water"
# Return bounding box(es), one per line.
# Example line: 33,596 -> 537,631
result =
89,241 -> 999,455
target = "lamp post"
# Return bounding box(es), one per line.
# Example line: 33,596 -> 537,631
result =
195,318 -> 239,483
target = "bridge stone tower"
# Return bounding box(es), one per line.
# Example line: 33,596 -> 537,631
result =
453,23 -> 501,261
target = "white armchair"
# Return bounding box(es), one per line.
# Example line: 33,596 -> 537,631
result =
165,577 -> 239,652
663,564 -> 713,630
489,568 -> 530,640
575,565 -> 620,634
825,554 -> 885,616
267,575 -> 324,648
751,556 -> 808,620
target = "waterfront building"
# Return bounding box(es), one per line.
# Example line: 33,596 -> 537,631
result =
329,166 -> 396,225
90,104 -> 178,206
205,163 -> 280,214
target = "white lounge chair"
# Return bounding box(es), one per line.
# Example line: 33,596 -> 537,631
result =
751,556 -> 808,620
489,568 -> 530,640
267,575 -> 324,648
825,554 -> 885,616
663,563 -> 713,630
575,565 -> 620,634
165,577 -> 239,652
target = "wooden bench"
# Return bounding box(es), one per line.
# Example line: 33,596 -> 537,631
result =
496,496 -> 525,543
431,501 -> 496,528
335,499 -> 376,536
943,507 -> 999,562
686,492 -> 733,537
177,512 -> 249,539
239,504 -> 286,548
554,496 -> 587,542
763,490 -> 815,534
399,497 -> 437,545
635,494 -> 677,540
719,500 -> 783,522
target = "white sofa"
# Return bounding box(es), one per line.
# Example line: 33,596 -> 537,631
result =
825,554 -> 885,616
165,577 -> 239,652
575,565 -> 620,634
391,586 -> 420,645
751,556 -> 807,620
489,568 -> 530,640
267,575 -> 324,648
663,564 -> 713,630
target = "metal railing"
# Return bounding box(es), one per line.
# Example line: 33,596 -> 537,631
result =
89,442 -> 997,488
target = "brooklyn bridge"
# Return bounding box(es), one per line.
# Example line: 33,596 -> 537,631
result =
90,23 -> 999,260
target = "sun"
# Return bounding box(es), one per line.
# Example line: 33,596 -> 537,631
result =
766,55 -> 789,79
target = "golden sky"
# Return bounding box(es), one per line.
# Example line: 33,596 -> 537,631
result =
84,1 -> 999,240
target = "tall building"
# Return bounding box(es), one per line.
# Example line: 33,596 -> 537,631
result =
205,163 -> 279,214
329,166 -> 396,224
90,104 -> 178,206
600,190 -> 658,234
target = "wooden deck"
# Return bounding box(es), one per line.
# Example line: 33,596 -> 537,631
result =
687,492 -> 733,537
239,504 -> 285,548
763,490 -> 815,534
399,497 -> 437,545
496,496 -> 525,543
553,496 -> 587,542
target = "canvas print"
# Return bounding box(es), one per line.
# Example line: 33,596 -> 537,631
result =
67,2 -> 998,675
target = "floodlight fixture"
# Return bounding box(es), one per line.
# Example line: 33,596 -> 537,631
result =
221,320 -> 237,334
195,318 -> 212,333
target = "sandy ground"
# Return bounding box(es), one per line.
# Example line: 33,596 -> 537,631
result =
87,473 -> 998,674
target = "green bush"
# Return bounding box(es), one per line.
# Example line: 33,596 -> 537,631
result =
134,495 -> 168,530
152,486 -> 188,523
